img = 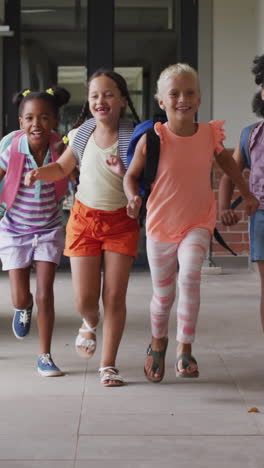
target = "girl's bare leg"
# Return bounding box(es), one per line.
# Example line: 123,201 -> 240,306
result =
100,250 -> 134,385
34,261 -> 56,354
9,267 -> 32,309
70,256 -> 102,356
9,267 -> 33,338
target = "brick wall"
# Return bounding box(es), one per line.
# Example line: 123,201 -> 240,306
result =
212,159 -> 250,257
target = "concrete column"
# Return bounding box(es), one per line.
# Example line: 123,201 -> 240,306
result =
87,0 -> 114,75
3,0 -> 21,133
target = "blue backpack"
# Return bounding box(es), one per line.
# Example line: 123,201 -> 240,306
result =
127,119 -> 155,169
127,118 -> 163,199
127,119 -> 238,256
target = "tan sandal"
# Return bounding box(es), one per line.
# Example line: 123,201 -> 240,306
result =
99,367 -> 125,387
75,317 -> 99,359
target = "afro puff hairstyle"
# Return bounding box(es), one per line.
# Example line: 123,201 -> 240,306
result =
252,55 -> 264,118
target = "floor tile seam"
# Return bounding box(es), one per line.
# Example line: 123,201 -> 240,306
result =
0,432 -> 78,436
77,433 -> 263,437
76,407 -> 254,412
73,362 -> 89,463
215,351 -> 261,435
0,459 -> 75,461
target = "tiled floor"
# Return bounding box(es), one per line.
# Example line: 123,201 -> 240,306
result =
0,268 -> 264,467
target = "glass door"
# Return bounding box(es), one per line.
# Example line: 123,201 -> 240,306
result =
21,0 -> 87,135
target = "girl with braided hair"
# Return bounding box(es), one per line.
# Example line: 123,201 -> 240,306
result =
25,69 -> 140,387
219,54 -> 264,332
0,86 -> 70,376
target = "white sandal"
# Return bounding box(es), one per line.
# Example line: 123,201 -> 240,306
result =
75,317 -> 99,359
98,366 -> 125,387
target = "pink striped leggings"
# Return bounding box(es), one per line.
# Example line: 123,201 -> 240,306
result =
146,228 -> 211,344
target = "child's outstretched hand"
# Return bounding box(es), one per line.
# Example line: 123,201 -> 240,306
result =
127,195 -> 142,219
106,154 -> 125,176
24,169 -> 39,186
220,209 -> 241,226
243,193 -> 260,216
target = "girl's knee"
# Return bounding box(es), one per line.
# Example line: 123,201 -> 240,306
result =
178,268 -> 201,284
151,292 -> 175,311
35,289 -> 53,309
103,291 -> 126,311
75,294 -> 99,316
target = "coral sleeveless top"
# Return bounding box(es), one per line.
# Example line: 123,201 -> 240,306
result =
146,121 -> 225,243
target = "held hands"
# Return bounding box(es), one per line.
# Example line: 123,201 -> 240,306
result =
126,195 -> 142,219
106,154 -> 125,176
220,209 -> 241,226
24,169 -> 39,186
220,193 -> 259,226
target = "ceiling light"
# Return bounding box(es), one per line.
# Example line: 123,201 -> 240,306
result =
21,9 -> 56,14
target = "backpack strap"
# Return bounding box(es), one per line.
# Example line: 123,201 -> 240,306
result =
213,227 -> 237,256
144,127 -> 160,193
118,118 -> 135,168
126,119 -> 154,168
72,117 -> 134,168
140,127 -> 160,222
0,130 -> 19,154
71,118 -> 96,163
0,131 -> 68,213
0,131 -> 25,211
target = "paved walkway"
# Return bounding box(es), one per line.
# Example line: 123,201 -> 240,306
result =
0,267 -> 264,467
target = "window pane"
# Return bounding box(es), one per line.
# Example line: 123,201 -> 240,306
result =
115,0 -> 174,31
115,0 -> 179,119
57,66 -> 87,134
21,1 -> 87,134
21,1 -> 87,30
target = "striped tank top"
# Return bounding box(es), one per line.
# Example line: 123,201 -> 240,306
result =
0,133 -> 62,235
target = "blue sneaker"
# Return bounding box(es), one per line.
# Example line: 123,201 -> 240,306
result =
37,353 -> 64,377
12,301 -> 33,339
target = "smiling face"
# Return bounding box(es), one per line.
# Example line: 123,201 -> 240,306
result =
88,75 -> 127,124
19,98 -> 57,148
158,72 -> 201,123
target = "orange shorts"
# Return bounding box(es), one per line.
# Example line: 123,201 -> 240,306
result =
64,199 -> 140,257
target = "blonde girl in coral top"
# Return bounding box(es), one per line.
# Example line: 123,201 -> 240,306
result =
124,63 -> 259,382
